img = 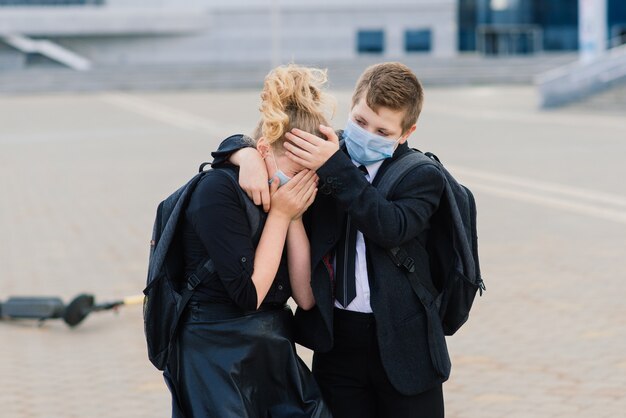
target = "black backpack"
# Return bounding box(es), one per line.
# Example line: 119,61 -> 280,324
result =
143,163 -> 261,371
376,149 -> 485,337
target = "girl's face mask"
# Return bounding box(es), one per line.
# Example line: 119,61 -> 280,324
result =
268,150 -> 292,187
343,119 -> 402,166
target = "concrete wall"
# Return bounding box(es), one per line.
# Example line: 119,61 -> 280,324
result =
0,42 -> 24,70
0,7 -> 208,36
0,0 -> 457,68
204,1 -> 457,63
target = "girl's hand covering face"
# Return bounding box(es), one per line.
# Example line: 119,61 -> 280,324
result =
269,169 -> 318,220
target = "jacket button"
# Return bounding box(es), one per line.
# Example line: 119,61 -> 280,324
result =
278,284 -> 284,291
326,177 -> 334,184
241,257 -> 247,262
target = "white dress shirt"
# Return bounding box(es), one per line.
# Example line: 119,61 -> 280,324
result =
334,159 -> 384,313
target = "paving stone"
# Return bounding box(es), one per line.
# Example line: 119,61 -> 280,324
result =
1,87 -> 625,417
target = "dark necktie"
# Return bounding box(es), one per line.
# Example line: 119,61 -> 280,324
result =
335,165 -> 368,308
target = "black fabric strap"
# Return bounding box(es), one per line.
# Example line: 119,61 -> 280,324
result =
166,259 -> 216,359
163,168 -> 260,364
387,247 -> 439,298
375,150 -> 439,297
401,264 -> 450,377
374,150 -> 451,377
387,246 -> 415,273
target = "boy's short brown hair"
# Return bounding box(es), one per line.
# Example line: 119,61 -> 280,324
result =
351,62 -> 424,134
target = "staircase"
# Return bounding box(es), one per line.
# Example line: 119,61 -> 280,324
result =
1,34 -> 91,71
0,53 -> 577,94
565,80 -> 626,114
536,43 -> 626,108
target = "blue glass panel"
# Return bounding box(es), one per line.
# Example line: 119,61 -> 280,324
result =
357,30 -> 385,54
405,29 -> 432,52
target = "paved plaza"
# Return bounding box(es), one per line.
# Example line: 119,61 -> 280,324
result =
1,85 -> 625,417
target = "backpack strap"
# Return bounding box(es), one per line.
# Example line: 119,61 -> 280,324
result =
174,166 -> 262,296
185,259 -> 216,292
375,150 -> 439,297
375,150 -> 451,376
147,171 -> 210,283
375,150 -> 434,199
337,143 -> 440,296
164,259 -> 216,368
160,168 -> 262,366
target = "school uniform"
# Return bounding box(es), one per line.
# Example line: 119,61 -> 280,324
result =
212,137 -> 450,418
166,165 -> 330,418
304,144 -> 447,418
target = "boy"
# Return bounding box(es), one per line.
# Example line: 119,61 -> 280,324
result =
212,62 -> 448,418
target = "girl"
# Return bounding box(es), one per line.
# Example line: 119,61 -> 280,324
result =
167,64 -> 333,418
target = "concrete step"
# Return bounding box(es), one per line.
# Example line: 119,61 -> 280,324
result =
0,54 -> 578,93
565,80 -> 626,114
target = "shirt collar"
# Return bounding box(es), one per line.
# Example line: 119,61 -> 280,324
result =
351,159 -> 384,182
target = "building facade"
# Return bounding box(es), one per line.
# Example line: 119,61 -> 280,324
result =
0,0 -> 456,70
459,0 -> 626,54
0,0 -> 625,70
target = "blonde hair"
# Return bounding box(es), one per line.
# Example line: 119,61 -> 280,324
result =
253,64 -> 333,149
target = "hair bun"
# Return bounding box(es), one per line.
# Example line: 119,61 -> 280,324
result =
259,64 -> 330,144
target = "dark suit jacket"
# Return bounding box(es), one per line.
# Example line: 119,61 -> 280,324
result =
297,141 -> 450,396
212,136 -> 450,396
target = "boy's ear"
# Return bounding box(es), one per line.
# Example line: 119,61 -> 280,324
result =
398,124 -> 416,145
256,137 -> 270,158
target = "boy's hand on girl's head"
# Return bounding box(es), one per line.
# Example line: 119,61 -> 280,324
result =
284,125 -> 339,171
236,148 -> 272,212
269,170 -> 318,221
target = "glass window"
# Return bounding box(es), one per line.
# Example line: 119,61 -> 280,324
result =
357,30 -> 385,54
405,29 -> 432,52
609,0 -> 626,46
459,0 -> 478,51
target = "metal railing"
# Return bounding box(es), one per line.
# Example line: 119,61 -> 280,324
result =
2,33 -> 92,71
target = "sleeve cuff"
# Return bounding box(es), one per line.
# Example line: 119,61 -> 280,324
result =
317,150 -> 368,196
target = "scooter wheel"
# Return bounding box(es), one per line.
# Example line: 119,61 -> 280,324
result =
63,294 -> 95,327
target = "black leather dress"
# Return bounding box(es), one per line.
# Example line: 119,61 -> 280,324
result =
165,303 -> 330,418
163,167 -> 331,418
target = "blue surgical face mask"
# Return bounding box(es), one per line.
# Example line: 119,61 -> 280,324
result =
343,119 -> 402,166
270,170 -> 292,187
268,151 -> 292,187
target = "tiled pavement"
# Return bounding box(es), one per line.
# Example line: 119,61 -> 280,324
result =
1,86 -> 625,417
